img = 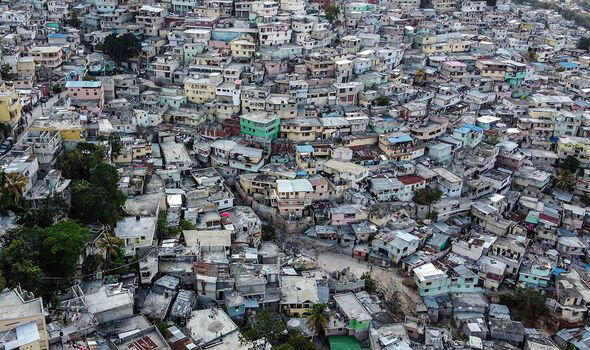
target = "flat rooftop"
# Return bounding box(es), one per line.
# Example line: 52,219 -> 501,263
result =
333,293 -> 372,323
187,308 -> 238,345
115,216 -> 156,239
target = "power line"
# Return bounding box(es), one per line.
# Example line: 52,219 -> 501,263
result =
41,247 -> 159,281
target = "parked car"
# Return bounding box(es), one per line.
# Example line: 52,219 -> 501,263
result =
0,137 -> 14,155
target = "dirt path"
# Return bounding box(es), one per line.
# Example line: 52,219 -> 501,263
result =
316,251 -> 422,318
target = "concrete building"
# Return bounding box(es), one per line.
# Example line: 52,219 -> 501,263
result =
0,288 -> 48,350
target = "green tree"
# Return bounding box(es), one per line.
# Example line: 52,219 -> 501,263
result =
180,219 -> 195,230
420,0 -> 432,8
375,96 -> 390,106
159,213 -> 194,239
241,309 -> 286,347
82,254 -> 103,275
0,219 -> 88,295
1,64 -> 13,80
17,193 -> 70,228
97,234 -> 124,268
414,68 -> 426,85
526,51 -> 539,62
306,304 -> 329,340
106,246 -> 131,275
0,172 -> 29,213
58,143 -> 126,225
361,272 -> 378,294
499,287 -> 548,322
65,10 -> 81,28
0,238 -> 43,294
156,211 -> 170,239
272,345 -> 294,350
413,187 -> 443,205
70,179 -> 126,225
156,322 -> 171,338
580,193 -> 590,207
262,224 -> 276,241
82,76 -> 97,81
324,5 -> 340,23
11,259 -> 44,294
0,123 -> 12,140
560,155 -> 580,173
283,331 -> 316,350
52,83 -> 64,94
109,134 -> 123,161
0,269 -> 5,291
40,219 -> 89,280
57,142 -> 105,181
426,210 -> 439,222
554,170 -> 575,191
579,36 -> 590,50
102,33 -> 142,63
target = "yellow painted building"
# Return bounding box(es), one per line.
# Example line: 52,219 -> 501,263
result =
184,74 -> 222,103
422,40 -> 472,53
17,57 -> 36,79
0,83 -> 22,127
239,172 -> 275,199
280,276 -> 319,317
557,135 -> 590,165
475,59 -> 507,80
230,39 -> 256,60
279,117 -> 323,141
30,120 -> 85,142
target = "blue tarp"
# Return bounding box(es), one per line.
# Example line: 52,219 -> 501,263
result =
245,299 -> 259,308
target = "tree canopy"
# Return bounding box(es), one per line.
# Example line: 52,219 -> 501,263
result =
560,155 -> 581,173
554,169 -> 575,191
306,304 -> 329,339
579,36 -> 590,51
241,309 -> 287,347
0,219 -> 88,295
375,96 -> 390,106
0,172 -> 28,214
16,193 -> 70,228
64,10 -> 82,28
499,287 -> 548,323
102,33 -> 142,62
361,272 -> 379,294
514,0 -> 590,30
57,142 -> 126,225
413,187 -> 442,205
324,5 -> 340,23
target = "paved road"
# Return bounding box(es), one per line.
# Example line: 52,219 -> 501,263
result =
1,92 -> 66,162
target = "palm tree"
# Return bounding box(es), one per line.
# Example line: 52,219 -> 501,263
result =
96,233 -> 123,268
2,172 -> 28,201
414,68 -> 426,85
0,172 -> 28,213
306,304 -> 329,341
554,170 -> 575,191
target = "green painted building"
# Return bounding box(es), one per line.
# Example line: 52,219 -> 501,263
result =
328,336 -> 361,350
240,112 -> 280,140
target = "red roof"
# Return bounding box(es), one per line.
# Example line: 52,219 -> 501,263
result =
129,336 -> 158,350
539,213 -> 559,225
486,272 -> 503,282
397,175 -> 425,186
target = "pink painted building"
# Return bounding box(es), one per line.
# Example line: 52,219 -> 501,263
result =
65,80 -> 104,114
